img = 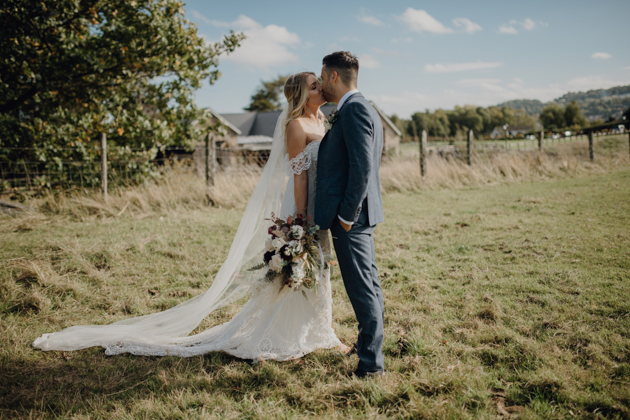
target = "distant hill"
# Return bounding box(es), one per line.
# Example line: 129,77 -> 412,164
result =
495,99 -> 544,115
497,85 -> 630,121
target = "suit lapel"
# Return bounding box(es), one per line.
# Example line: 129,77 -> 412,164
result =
321,93 -> 363,145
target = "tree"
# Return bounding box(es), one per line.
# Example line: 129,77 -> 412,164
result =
244,75 -> 289,112
539,103 -> 566,130
0,0 -> 244,186
389,114 -> 410,142
564,100 -> 587,128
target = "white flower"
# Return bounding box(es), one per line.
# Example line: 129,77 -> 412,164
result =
265,239 -> 274,252
271,237 -> 286,251
283,246 -> 293,257
269,254 -> 284,272
324,120 -> 332,130
291,263 -> 305,280
291,225 -> 304,239
288,240 -> 303,254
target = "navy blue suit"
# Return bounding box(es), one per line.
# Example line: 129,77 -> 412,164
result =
315,92 -> 385,373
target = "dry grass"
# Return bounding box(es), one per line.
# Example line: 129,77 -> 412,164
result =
6,135 -> 628,222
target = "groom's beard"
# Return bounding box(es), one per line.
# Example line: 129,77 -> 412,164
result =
322,87 -> 333,103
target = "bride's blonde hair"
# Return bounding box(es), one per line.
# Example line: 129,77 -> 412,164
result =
283,72 -> 316,129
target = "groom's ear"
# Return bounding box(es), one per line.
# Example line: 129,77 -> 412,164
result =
329,70 -> 339,85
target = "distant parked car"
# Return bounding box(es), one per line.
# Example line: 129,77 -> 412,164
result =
526,135 -> 535,140
564,131 -> 572,137
551,134 -> 560,139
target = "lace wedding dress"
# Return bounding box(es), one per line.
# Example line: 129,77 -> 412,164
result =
103,140 -> 340,360
33,110 -> 341,361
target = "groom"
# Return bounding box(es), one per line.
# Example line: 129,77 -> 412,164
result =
315,51 -> 385,378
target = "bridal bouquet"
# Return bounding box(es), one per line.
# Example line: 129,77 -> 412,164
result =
250,212 -> 328,292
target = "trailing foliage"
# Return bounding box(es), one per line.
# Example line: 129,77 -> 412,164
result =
0,0 -> 244,189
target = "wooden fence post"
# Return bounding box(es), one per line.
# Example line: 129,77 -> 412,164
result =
100,132 -> 107,201
467,130 -> 473,166
588,131 -> 594,162
205,132 -> 215,187
538,131 -> 543,152
420,130 -> 427,177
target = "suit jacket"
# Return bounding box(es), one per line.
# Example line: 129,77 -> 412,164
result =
315,92 -> 384,230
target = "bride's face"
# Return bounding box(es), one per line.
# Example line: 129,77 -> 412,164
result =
306,74 -> 326,107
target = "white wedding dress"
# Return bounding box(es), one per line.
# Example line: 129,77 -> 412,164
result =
33,116 -> 341,361
104,140 -> 340,360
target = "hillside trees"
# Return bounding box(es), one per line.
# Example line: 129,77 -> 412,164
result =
564,100 -> 588,128
0,0 -> 244,185
539,103 -> 566,130
540,101 -> 587,130
244,75 -> 289,112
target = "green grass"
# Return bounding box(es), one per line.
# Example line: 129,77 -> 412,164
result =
1,166 -> 630,418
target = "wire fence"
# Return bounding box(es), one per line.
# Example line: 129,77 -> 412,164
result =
3,130 -> 628,194
0,144 -> 268,193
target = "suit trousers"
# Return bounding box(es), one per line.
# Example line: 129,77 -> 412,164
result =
330,201 -> 384,372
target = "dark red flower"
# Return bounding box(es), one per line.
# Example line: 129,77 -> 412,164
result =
263,251 -> 274,264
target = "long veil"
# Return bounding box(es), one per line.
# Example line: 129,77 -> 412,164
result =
33,108 -> 290,351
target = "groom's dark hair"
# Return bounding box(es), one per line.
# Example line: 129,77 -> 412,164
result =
322,51 -> 359,86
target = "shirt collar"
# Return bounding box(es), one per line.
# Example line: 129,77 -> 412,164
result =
336,89 -> 359,111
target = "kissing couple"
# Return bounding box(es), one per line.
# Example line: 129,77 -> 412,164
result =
33,51 -> 386,379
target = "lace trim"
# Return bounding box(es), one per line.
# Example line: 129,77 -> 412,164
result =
287,141 -> 320,175
289,151 -> 311,175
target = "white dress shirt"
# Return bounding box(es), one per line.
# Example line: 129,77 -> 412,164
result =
336,89 -> 360,227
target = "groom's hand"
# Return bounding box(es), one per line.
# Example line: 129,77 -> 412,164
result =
339,219 -> 352,232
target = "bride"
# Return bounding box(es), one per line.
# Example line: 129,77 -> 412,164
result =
33,72 -> 351,361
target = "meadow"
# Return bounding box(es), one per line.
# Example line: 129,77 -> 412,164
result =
1,135 -> 629,419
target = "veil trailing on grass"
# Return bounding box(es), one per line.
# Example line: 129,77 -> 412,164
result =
33,108 -> 291,352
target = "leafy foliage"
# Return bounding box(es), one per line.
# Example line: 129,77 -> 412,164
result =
244,75 -> 288,112
0,0 -> 244,188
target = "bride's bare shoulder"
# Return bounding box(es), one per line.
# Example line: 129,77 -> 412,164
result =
286,119 -> 307,155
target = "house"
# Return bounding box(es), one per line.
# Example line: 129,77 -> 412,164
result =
191,107 -> 242,173
220,101 -> 401,158
490,125 -> 536,139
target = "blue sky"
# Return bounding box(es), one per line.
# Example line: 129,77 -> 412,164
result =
185,0 -> 630,118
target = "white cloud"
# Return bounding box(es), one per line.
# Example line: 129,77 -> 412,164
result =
452,18 -> 482,34
456,78 -> 505,92
359,53 -> 380,69
591,52 -> 612,60
626,66 -> 630,70
499,18 -> 545,34
498,25 -> 518,34
564,75 -> 624,90
207,15 -> 300,69
523,18 -> 536,30
425,61 -> 503,73
399,8 -> 453,34
357,8 -> 384,26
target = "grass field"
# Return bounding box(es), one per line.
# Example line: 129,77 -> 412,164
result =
1,143 -> 630,418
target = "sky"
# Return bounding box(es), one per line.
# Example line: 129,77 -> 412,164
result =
184,0 -> 630,118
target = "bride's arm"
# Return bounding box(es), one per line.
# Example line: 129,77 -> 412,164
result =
286,120 -> 308,216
